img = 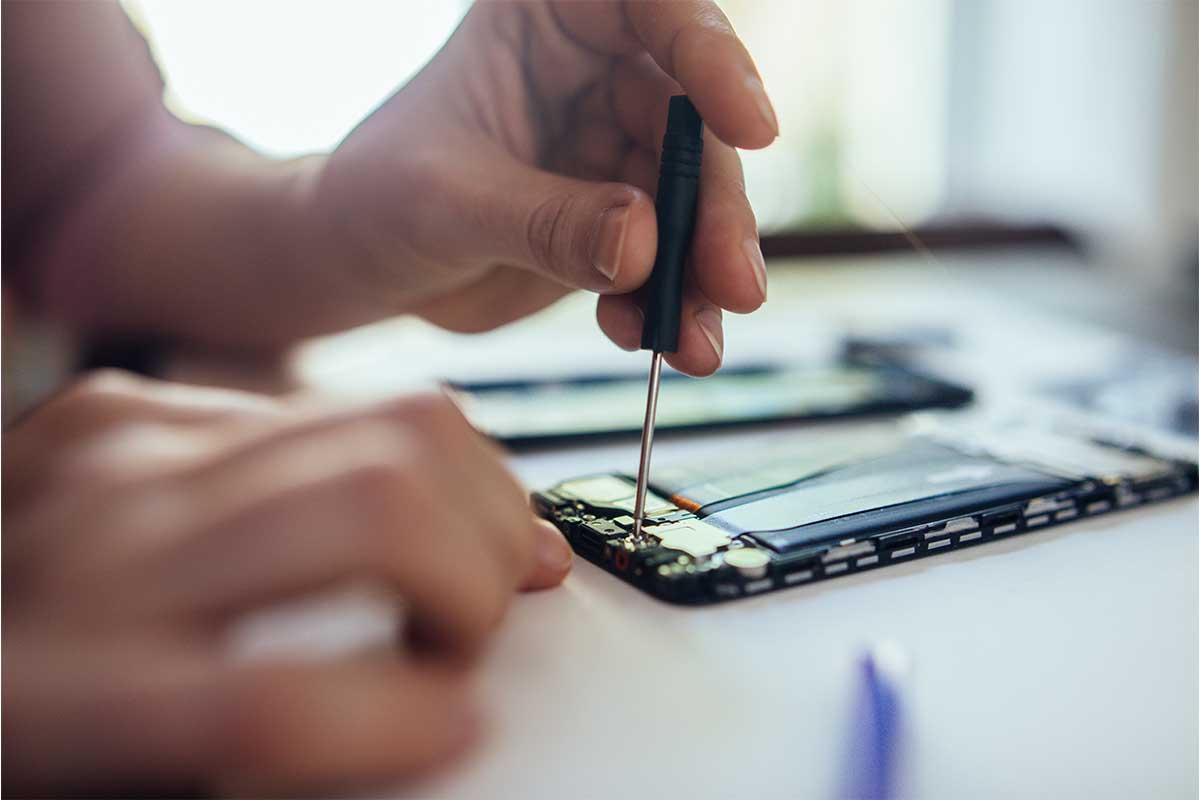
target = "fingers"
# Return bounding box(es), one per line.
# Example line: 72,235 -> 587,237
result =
4,371 -> 282,523
596,280 -> 723,377
551,0 -> 778,149
524,519 -> 573,591
595,294 -> 644,352
690,130 -> 767,312
3,635 -> 478,795
609,52 -> 684,153
672,296 -> 724,377
609,56 -> 766,316
184,434 -> 511,651
618,146 -> 659,197
212,656 -> 478,793
11,370 -> 278,477
478,154 -> 659,294
118,394 -> 565,655
624,1 -> 778,148
664,281 -> 724,377
1,635 -> 215,796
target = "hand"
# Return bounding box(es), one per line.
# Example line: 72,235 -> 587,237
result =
2,371 -> 571,795
316,0 -> 776,376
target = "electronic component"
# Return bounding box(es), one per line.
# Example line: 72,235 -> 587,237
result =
532,420 -> 1197,605
723,546 -> 771,578
645,519 -> 731,558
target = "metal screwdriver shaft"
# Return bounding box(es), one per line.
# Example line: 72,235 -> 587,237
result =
631,351 -> 663,539
631,96 -> 704,541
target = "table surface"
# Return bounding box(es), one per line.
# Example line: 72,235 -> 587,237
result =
232,250 -> 1198,799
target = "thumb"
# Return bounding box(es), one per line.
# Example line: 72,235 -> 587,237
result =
483,159 -> 658,293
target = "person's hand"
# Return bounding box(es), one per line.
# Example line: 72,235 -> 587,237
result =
315,0 -> 776,376
2,371 -> 571,795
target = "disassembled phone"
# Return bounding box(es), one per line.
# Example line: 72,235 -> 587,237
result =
533,418 -> 1197,604
448,361 -> 971,447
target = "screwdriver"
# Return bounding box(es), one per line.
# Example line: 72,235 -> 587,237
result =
632,95 -> 704,541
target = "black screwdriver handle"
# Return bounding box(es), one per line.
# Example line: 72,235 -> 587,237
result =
640,95 -> 703,353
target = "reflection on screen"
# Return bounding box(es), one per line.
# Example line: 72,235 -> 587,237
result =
454,366 -> 903,440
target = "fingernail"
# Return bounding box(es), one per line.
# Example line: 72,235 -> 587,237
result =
745,75 -> 779,138
694,305 -> 724,364
743,238 -> 768,301
591,203 -> 630,284
535,520 -> 573,573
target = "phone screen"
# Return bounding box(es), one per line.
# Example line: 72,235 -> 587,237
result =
449,362 -> 971,446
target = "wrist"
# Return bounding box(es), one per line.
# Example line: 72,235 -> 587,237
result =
271,152 -> 403,331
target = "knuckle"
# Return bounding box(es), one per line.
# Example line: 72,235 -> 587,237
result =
51,447 -> 122,491
404,391 -> 460,421
36,370 -> 158,441
524,194 -> 575,276
345,457 -> 406,501
61,369 -> 142,407
340,453 -> 413,524
334,441 -> 476,570
390,392 -> 469,436
64,421 -> 184,483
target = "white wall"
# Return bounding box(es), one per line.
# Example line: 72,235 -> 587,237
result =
123,0 -> 470,158
946,0 -> 1197,292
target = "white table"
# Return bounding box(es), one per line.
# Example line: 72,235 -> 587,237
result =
258,250 -> 1199,799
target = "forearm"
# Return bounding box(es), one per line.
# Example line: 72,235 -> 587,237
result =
2,1 -> 397,350
32,113 -> 391,351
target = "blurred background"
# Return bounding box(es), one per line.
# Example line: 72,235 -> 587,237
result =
6,6 -> 1188,795
123,0 -> 1198,352
98,0 -> 1199,446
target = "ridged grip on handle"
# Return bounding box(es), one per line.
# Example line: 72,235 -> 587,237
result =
640,95 -> 703,353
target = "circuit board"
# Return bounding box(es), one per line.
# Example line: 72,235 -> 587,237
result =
533,422 -> 1197,604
